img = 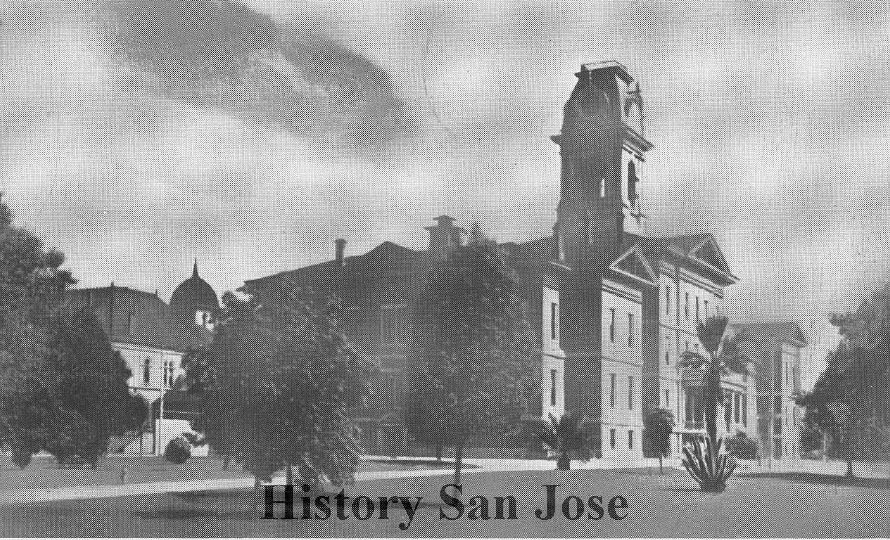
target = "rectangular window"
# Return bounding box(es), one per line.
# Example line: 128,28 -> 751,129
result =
550,302 -> 558,340
610,373 -> 616,409
664,389 -> 670,407
142,358 -> 151,385
695,296 -> 700,322
628,430 -> 634,450
685,292 -> 690,319
628,376 -> 634,410
628,313 -> 635,347
704,299 -> 709,319
609,308 -> 615,342
550,369 -> 557,407
610,428 -> 616,449
665,350 -> 670,365
742,394 -> 748,426
685,392 -> 693,423
724,390 -> 732,430
665,285 -> 671,315
734,392 -> 741,423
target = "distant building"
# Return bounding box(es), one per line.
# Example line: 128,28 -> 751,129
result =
67,261 -> 217,454
731,322 -> 807,461
245,62 -> 759,462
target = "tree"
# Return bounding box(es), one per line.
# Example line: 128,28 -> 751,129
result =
42,306 -> 147,467
540,413 -> 586,470
798,284 -> 890,477
679,315 -> 749,492
680,316 -> 749,450
644,408 -> 675,474
185,279 -> 372,493
0,194 -> 76,463
406,224 -> 535,487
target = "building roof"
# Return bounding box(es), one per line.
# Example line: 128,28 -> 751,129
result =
170,261 -> 219,316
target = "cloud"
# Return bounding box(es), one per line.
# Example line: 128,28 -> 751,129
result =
1,0 -> 888,388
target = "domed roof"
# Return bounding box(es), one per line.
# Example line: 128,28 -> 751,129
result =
170,261 -> 219,316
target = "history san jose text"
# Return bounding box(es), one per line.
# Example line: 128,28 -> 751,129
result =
263,484 -> 629,529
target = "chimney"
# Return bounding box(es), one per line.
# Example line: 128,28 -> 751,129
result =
334,238 -> 347,266
425,215 -> 464,261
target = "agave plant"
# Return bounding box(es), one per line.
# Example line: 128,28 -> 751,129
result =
681,436 -> 737,492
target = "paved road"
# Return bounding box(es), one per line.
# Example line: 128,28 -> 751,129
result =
0,455 -> 885,507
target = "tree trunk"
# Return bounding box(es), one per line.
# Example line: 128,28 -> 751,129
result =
253,476 -> 262,510
705,358 -> 720,450
286,463 -> 294,485
223,455 -> 230,471
435,442 -> 443,462
453,443 -> 463,487
659,455 -> 663,475
557,452 -> 571,470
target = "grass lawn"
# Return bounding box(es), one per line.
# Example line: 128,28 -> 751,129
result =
0,468 -> 887,537
0,455 -> 442,491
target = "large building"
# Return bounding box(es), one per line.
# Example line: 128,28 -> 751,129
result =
67,262 -> 218,454
731,322 -> 807,461
246,62 -> 760,460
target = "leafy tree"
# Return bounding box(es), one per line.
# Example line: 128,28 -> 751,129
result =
407,224 -> 535,487
42,307 -> 147,467
798,284 -> 890,476
644,408 -> 675,474
185,279 -> 372,493
540,413 -> 586,470
0,194 -> 76,463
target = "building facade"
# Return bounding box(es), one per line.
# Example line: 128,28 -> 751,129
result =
731,322 -> 807,461
246,62 -> 763,460
67,262 -> 217,454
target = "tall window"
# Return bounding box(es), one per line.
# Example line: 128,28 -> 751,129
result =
724,390 -> 732,430
609,373 -> 616,409
550,302 -> 559,340
550,369 -> 557,407
704,299 -> 709,319
628,376 -> 634,410
742,394 -> 748,426
695,296 -> 700,322
627,162 -> 637,202
599,177 -> 606,198
164,361 -> 175,388
664,389 -> 670,407
665,350 -> 670,365
665,285 -> 671,315
685,340 -> 690,352
609,308 -> 616,342
684,292 -> 690,319
628,430 -> 634,450
734,392 -> 741,423
142,357 -> 151,385
627,313 -> 635,347
610,429 -> 616,449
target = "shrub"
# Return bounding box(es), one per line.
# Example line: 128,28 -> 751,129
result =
164,436 -> 192,465
681,436 -> 737,493
725,432 -> 759,460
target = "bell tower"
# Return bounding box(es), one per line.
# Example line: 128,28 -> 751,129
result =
551,61 -> 652,269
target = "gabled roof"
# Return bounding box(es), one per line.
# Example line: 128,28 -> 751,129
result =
609,245 -> 657,287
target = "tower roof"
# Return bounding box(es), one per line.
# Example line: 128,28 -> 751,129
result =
170,261 -> 219,315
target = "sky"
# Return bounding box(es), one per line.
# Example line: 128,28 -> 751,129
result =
1,0 -> 888,389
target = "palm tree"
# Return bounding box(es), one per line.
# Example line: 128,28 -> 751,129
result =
540,413 -> 586,470
680,316 -> 750,453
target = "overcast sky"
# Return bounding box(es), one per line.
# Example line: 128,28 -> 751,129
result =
1,0 -> 888,388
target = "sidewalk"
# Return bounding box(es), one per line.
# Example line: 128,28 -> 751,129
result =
0,454 -> 663,507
